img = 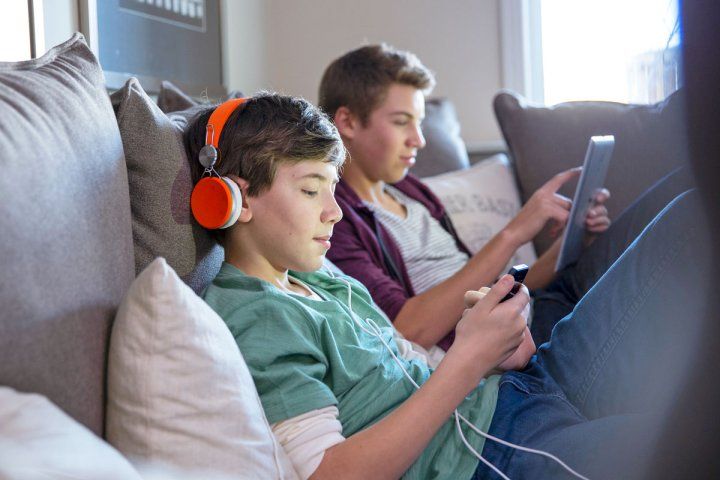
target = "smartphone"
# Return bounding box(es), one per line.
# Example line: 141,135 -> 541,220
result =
500,264 -> 529,303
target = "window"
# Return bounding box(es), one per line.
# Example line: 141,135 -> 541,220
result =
500,0 -> 681,105
541,0 -> 681,104
0,0 -> 44,62
0,1 -> 31,61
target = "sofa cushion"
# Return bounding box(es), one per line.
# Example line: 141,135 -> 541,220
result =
423,154 -> 537,269
156,80 -> 245,114
494,89 -> 687,253
106,258 -> 297,479
0,387 -> 143,480
157,80 -> 196,113
111,78 -> 223,293
0,33 -> 134,436
413,98 -> 471,178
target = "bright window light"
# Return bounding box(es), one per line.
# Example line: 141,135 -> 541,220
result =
540,0 -> 680,105
0,0 -> 31,62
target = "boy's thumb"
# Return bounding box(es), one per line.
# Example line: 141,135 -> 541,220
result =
485,274 -> 516,306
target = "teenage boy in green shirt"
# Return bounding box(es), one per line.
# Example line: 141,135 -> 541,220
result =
187,92 -> 707,479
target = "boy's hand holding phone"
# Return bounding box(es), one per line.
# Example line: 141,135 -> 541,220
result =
451,273 -> 529,384
462,265 -> 536,374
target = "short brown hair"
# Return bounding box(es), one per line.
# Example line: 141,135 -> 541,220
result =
184,92 -> 345,244
318,44 -> 435,124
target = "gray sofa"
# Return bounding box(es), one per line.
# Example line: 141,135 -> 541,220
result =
0,33 -> 689,475
0,33 -> 134,437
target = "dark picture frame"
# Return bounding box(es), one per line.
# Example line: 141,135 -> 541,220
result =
79,0 -> 225,96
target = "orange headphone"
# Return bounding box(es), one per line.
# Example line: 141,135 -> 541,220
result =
190,97 -> 248,229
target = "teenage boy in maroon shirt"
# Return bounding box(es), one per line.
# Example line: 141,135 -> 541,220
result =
320,44 -> 690,349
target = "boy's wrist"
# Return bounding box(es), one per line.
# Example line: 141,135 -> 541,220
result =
439,347 -> 495,388
498,226 -> 523,251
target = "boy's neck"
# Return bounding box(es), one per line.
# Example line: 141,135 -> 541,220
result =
227,254 -> 288,287
223,225 -> 286,286
341,160 -> 386,204
225,252 -> 314,298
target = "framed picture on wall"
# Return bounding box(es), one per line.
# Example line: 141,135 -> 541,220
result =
79,0 -> 225,96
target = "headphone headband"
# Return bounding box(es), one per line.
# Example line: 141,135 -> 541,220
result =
205,97 -> 248,150
192,97 -> 248,230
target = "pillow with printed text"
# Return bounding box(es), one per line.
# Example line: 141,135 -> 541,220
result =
423,154 -> 537,270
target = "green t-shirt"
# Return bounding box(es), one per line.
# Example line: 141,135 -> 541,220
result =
203,262 -> 500,480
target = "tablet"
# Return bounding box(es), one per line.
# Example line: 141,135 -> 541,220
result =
555,135 -> 615,272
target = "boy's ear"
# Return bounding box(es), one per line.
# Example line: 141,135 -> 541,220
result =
333,106 -> 359,140
227,174 -> 253,223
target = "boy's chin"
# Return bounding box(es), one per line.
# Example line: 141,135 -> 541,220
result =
385,167 -> 410,184
290,256 -> 325,273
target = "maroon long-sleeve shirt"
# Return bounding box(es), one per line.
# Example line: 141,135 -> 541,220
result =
328,174 -> 471,351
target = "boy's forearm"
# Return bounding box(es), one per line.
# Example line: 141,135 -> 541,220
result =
524,237 -> 562,291
310,351 -> 491,480
393,229 -> 518,349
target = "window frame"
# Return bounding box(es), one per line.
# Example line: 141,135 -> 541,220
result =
28,0 -> 45,58
499,0 -> 544,104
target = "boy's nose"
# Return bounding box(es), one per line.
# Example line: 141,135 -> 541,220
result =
409,123 -> 426,149
323,196 -> 343,224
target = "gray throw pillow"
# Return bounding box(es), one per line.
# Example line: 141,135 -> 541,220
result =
156,80 -> 196,113
111,78 -> 223,293
413,98 -> 471,178
156,80 -> 245,114
0,33 -> 134,436
494,89 -> 687,254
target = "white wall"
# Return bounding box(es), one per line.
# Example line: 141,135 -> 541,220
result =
264,0 -> 503,147
222,0 -> 503,147
41,0 -> 504,146
221,0 -> 266,95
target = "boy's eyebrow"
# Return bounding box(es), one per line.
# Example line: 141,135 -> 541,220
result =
389,111 -> 425,121
300,173 -> 340,184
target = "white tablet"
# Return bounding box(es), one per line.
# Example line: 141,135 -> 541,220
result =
555,135 -> 615,272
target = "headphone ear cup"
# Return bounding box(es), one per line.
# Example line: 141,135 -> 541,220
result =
190,176 -> 243,230
219,176 -> 243,229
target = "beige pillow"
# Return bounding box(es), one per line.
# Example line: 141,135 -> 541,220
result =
0,387 -> 142,480
423,154 -> 537,269
106,258 -> 297,479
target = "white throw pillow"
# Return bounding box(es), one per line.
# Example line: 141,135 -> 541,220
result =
423,154 -> 537,269
106,258 -> 297,479
0,387 -> 142,480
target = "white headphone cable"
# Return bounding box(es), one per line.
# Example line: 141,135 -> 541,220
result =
454,410 -> 590,480
361,312 -> 589,480
326,269 -> 590,480
358,312 -> 511,479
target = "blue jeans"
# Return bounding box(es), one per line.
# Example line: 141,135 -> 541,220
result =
531,166 -> 695,345
473,189 -> 712,479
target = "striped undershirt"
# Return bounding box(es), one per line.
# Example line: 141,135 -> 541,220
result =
364,186 -> 469,295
